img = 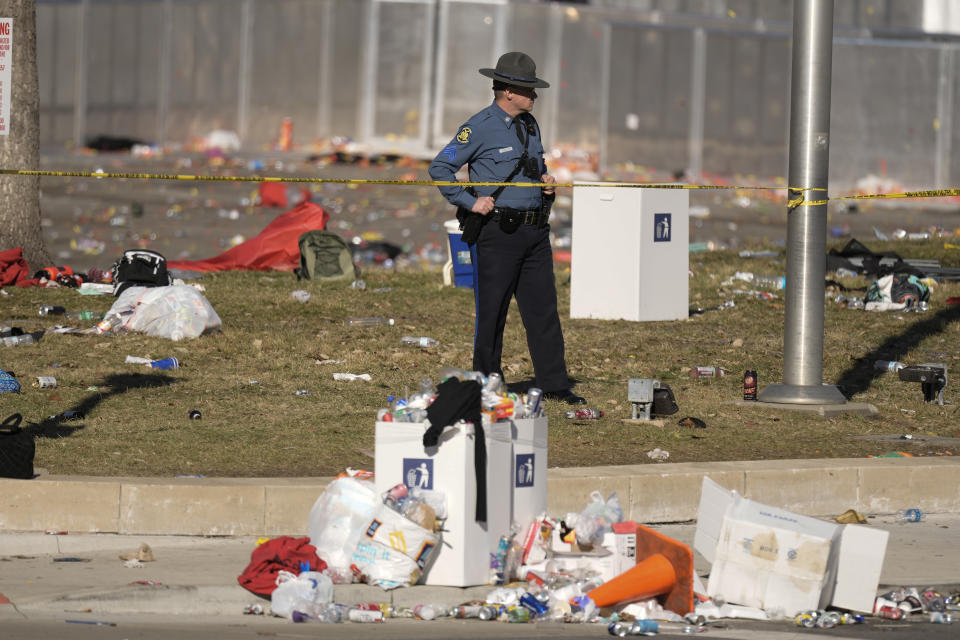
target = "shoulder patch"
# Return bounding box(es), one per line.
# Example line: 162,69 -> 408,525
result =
456,126 -> 472,144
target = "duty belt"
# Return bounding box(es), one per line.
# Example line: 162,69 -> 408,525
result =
490,207 -> 549,227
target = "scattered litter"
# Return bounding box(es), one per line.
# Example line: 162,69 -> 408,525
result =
119,543 -> 155,562
244,603 -> 265,615
678,417 -> 706,429
315,359 -> 344,365
738,250 -> 778,258
65,620 -> 116,627
53,557 -> 91,563
333,373 -> 372,382
291,290 -> 311,303
188,409 -> 202,420
646,448 -> 670,462
122,558 -> 145,569
295,389 -> 311,396
834,509 -> 867,524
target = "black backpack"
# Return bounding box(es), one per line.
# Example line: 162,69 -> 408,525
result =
112,250 -> 172,296
294,230 -> 359,281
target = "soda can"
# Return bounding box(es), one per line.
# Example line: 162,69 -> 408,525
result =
839,612 -> 864,624
519,592 -> 548,617
816,612 -> 841,628
876,606 -> 903,620
743,369 -> 757,401
149,357 -> 179,370
524,388 -> 543,416
794,611 -> 818,627
478,605 -> 503,621
34,376 -> 57,389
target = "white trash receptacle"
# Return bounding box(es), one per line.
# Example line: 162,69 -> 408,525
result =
374,420 -> 511,587
570,184 -> 689,321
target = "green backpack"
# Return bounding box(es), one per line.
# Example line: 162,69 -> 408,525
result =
294,230 -> 359,281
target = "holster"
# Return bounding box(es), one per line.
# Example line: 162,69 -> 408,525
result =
456,206 -> 485,246
456,186 -> 487,246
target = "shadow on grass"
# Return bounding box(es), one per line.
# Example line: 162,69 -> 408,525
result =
27,372 -> 177,438
506,376 -> 584,395
836,305 -> 960,400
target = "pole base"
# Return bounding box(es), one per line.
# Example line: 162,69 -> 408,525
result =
757,383 -> 846,405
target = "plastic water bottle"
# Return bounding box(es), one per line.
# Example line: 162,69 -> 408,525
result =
564,408 -> 604,419
346,317 -> 394,327
1,333 -> 38,347
874,360 -> 906,373
896,508 -> 924,522
412,603 -> 447,620
753,274 -> 786,289
690,366 -> 725,378
401,336 -> 439,348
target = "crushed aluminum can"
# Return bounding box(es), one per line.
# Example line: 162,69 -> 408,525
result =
795,611 -> 819,628
816,612 -> 841,629
243,603 -> 264,615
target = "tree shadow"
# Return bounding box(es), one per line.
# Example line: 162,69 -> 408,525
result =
26,372 -> 177,438
836,305 -> 960,400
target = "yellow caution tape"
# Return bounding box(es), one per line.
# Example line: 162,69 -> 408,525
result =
0,167 -> 811,191
1,168 -> 959,206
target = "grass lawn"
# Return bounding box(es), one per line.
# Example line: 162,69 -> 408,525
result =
2,239 -> 958,477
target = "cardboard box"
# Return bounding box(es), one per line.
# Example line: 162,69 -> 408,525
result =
374,420 -> 511,587
828,524 -> 889,613
695,478 -> 888,615
509,417 -> 548,530
699,478 -> 841,615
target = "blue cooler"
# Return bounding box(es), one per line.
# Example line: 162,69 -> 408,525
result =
444,219 -> 474,288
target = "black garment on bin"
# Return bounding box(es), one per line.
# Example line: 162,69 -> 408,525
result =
423,378 -> 486,523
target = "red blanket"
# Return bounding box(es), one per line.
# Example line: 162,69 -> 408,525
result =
0,248 -> 40,287
237,536 -> 326,597
167,202 -> 329,273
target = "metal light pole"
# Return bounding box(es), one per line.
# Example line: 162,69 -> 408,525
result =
758,0 -> 846,405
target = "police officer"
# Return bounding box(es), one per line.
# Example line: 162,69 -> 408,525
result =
429,52 -> 586,405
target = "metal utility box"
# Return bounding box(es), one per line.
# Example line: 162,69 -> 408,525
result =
570,185 -> 689,322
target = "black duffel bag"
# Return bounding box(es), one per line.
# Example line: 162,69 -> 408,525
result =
0,414 -> 35,479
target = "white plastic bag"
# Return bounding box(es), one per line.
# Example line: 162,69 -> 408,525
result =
103,285 -> 222,340
575,491 -> 623,547
307,477 -> 380,575
270,570 -> 333,619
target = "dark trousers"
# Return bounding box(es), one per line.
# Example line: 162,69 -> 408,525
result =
470,221 -> 569,392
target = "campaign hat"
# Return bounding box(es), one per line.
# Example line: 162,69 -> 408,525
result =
479,51 -> 549,89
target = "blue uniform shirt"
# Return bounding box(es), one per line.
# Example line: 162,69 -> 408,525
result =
429,101 -> 547,211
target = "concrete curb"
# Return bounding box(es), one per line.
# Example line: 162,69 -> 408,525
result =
11,583 -> 497,617
1,458 -> 958,536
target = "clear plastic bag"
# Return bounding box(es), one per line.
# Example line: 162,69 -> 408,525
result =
307,477 -> 380,576
103,285 -> 222,340
270,570 -> 333,619
574,491 -> 623,547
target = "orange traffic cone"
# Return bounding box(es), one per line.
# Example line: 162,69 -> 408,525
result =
583,524 -> 694,615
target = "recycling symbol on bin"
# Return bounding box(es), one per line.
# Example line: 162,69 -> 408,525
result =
403,458 -> 433,490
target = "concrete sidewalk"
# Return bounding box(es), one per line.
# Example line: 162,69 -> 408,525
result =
1,457 -> 958,536
0,513 -> 957,621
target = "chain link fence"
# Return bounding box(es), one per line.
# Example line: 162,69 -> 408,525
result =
37,0 -> 960,190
